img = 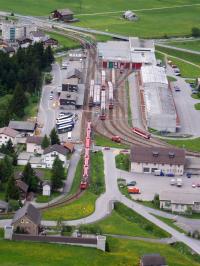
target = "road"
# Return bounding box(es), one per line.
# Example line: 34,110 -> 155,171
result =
156,43 -> 200,55
38,63 -> 61,136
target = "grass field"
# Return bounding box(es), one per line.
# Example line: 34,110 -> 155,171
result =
168,56 -> 200,78
156,46 -> 200,66
0,237 -> 200,266
88,202 -> 170,238
1,1 -> 200,38
166,40 -> 200,52
194,103 -> 200,110
166,138 -> 200,152
47,31 -> 80,50
36,192 -> 60,203
94,133 -> 129,149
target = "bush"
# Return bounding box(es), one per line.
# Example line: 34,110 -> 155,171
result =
152,194 -> 160,208
45,73 -> 53,84
191,27 -> 200,37
105,241 -> 110,252
192,230 -> 200,239
8,200 -> 21,211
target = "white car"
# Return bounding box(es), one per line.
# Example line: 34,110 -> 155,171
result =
49,95 -> 53,100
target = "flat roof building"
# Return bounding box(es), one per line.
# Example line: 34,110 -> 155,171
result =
97,37 -> 156,70
130,146 -> 185,175
140,65 -> 177,133
160,190 -> 200,213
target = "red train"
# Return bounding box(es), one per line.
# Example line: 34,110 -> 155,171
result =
132,127 -> 151,139
80,121 -> 92,190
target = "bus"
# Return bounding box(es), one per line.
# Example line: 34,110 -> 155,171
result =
56,118 -> 74,126
57,123 -> 74,134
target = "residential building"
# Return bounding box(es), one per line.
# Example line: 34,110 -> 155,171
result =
51,9 -> 74,22
0,127 -> 19,146
42,182 -> 51,196
130,146 -> 185,175
30,31 -> 48,43
29,156 -> 46,169
0,200 -> 8,213
26,136 -> 43,154
11,203 -> 41,235
2,22 -> 36,42
140,254 -> 167,266
42,144 -> 68,168
2,46 -> 15,56
8,121 -> 36,135
160,191 -> 200,213
140,65 -> 177,132
17,152 -> 32,166
17,37 -> 33,48
43,38 -> 58,48
63,142 -> 75,153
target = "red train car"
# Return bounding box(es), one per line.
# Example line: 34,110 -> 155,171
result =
132,127 -> 151,139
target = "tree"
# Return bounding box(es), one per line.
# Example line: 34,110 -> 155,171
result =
152,193 -> 160,208
191,27 -> 200,37
41,134 -> 50,149
51,156 -> 65,190
0,155 -> 13,182
50,128 -> 60,145
21,163 -> 38,192
44,46 -> 54,66
5,175 -> 19,201
9,83 -> 28,118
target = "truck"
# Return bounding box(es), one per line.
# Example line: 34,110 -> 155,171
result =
128,187 -> 140,194
154,170 -> 164,176
176,178 -> 183,187
111,136 -> 121,143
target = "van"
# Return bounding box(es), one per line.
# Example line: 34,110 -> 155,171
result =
67,131 -> 72,141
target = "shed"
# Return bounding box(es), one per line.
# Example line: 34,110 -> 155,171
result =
123,11 -> 138,21
52,9 -> 74,22
42,182 -> 51,196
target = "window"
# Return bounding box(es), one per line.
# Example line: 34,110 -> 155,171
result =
21,219 -> 24,223
143,167 -> 150,173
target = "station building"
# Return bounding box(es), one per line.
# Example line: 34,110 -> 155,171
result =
97,37 -> 156,70
130,146 -> 185,176
140,65 -> 177,133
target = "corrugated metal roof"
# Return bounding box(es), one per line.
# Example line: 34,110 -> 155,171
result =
141,66 -> 168,85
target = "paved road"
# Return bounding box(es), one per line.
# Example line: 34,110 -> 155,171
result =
156,43 -> 200,55
38,63 -> 61,136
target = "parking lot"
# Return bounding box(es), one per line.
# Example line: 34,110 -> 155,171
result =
118,169 -> 200,201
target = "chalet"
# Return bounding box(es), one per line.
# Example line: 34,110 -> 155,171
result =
26,136 -> 43,154
17,152 -> 32,166
0,127 -> 19,146
52,9 -> 74,22
16,180 -> 28,199
29,156 -> 46,169
2,46 -> 15,57
17,37 -> 33,48
11,203 -> 41,235
42,144 -> 68,168
140,254 -> 167,266
43,38 -> 58,48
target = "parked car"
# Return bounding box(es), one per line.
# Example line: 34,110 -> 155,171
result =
192,183 -> 196,188
186,172 -> 192,178
166,173 -> 175,177
174,86 -> 181,92
170,178 -> 176,185
111,136 -> 121,143
128,187 -> 140,194
196,183 -> 200,188
127,181 -> 137,186
176,178 -> 183,187
49,95 -> 53,100
104,147 -> 110,150
172,64 -> 178,68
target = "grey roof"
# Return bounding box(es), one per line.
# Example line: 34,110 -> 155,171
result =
66,69 -> 82,79
26,136 -> 43,145
160,191 -> 200,205
18,152 -> 32,161
43,144 -> 68,156
31,31 -> 45,38
29,156 -> 44,165
63,77 -> 79,85
12,203 -> 41,225
60,91 -> 77,101
141,66 -> 168,85
57,9 -> 74,16
130,146 -> 185,165
3,46 -> 15,53
76,84 -> 85,106
0,200 -> 8,210
141,254 -> 167,266
0,127 -> 19,138
129,37 -> 154,51
9,121 -> 36,132
16,180 -> 28,193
